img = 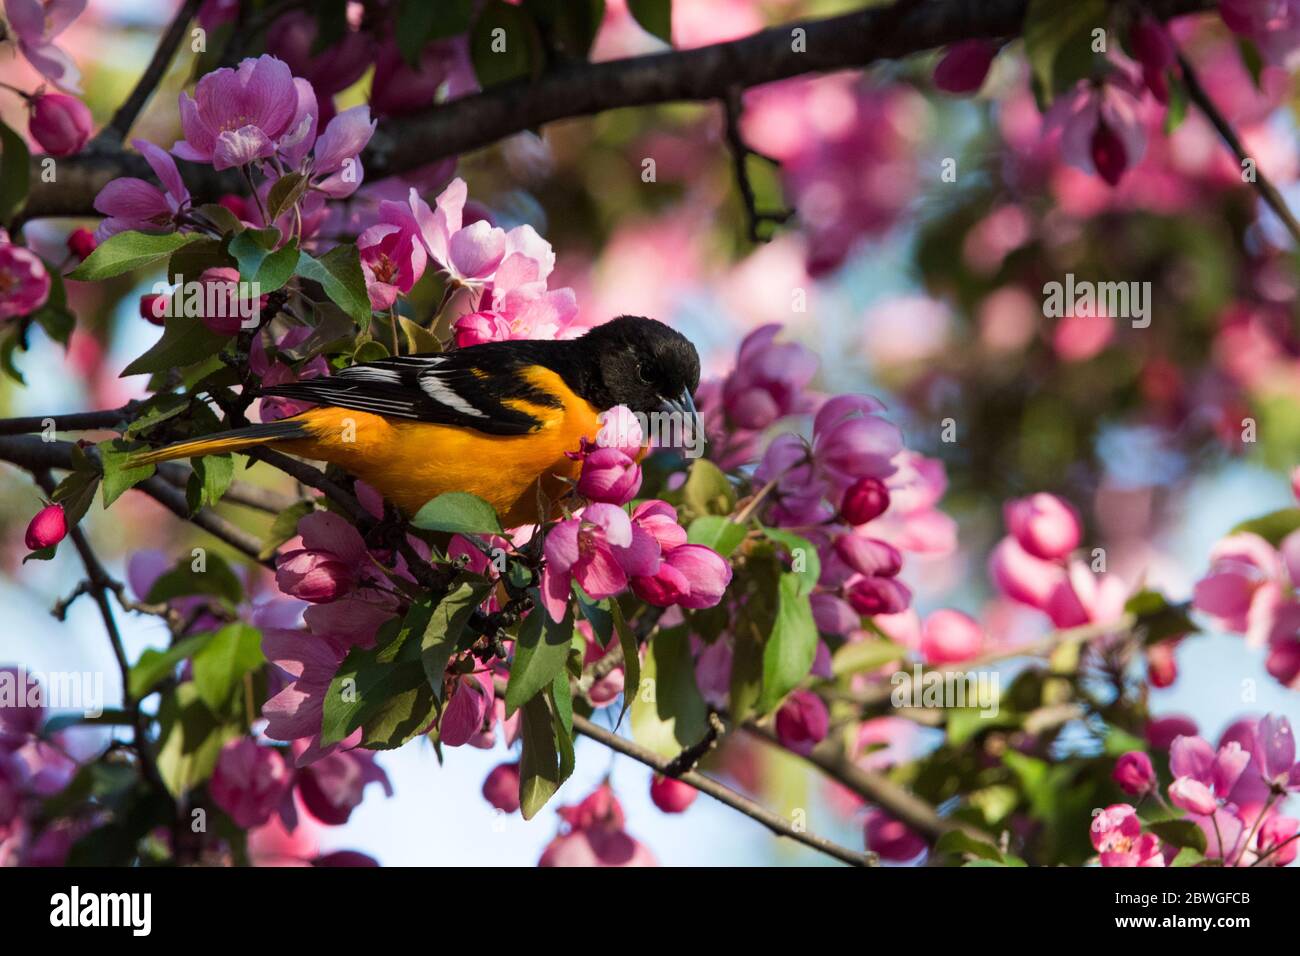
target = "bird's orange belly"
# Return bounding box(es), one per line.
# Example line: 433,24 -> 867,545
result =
274,401 -> 601,526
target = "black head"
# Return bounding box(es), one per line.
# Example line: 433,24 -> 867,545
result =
577,315 -> 701,417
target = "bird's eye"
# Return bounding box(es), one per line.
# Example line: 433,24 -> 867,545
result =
636,363 -> 652,385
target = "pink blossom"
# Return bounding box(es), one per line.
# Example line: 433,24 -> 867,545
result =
833,534 -> 902,579
988,536 -> 1066,610
93,139 -> 191,241
358,188 -> 431,309
721,324 -> 818,430
649,774 -> 697,814
1130,16 -> 1175,101
1004,493 -> 1081,560
632,543 -> 731,610
1042,561 -> 1129,629
3,0 -> 85,92
1192,532 -> 1285,644
1255,814 -> 1299,865
933,40 -> 996,94
579,621 -> 625,706
846,576 -> 912,616
920,609 -> 983,664
1256,714 -> 1300,790
173,55 -> 299,170
1090,804 -> 1164,866
209,740 -> 293,829
773,689 -> 829,756
294,744 -> 392,825
1220,0 -> 1300,64
1113,751 -> 1156,795
28,92 -> 92,156
439,671 -> 494,748
482,762 -> 521,813
539,784 -> 657,867
0,232 -> 50,321
24,503 -> 66,550
1046,68 -> 1147,186
266,9 -> 374,97
541,503 -> 656,622
813,395 -> 904,486
251,327 -> 330,423
1147,714 -> 1199,751
275,512 -> 369,604
1167,734 -> 1251,816
864,809 -> 927,862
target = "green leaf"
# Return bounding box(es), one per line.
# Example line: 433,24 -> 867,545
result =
168,235 -> 235,281
145,551 -> 244,606
506,599 -> 574,715
759,572 -> 817,711
627,0 -> 671,43
398,315 -> 443,354
194,202 -> 243,236
575,588 -> 613,647
610,600 -> 639,726
68,230 -> 203,281
231,230 -> 298,293
1231,507 -> 1300,546
470,0 -> 544,89
936,830 -> 1004,863
31,267 -> 75,345
630,625 -> 706,758
687,515 -> 746,557
420,579 -> 491,692
1124,589 -> 1198,645
831,638 -> 906,677
1022,0 -> 1106,101
320,610 -> 440,749
120,313 -> 230,378
129,632 -> 215,700
155,681 -> 240,797
191,623 -> 264,712
296,245 -> 372,327
97,439 -> 155,508
682,459 -> 735,516
49,449 -> 101,528
518,692 -> 562,819
1147,818 -> 1208,854
0,119 -> 30,226
412,491 -> 504,535
189,454 -> 234,510
259,500 -> 313,560
397,0 -> 473,62
762,527 -> 819,596
266,174 -> 308,224
525,0 -> 606,59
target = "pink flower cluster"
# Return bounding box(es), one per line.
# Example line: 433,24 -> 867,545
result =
0,669 -> 79,866
1192,522 -> 1300,688
1101,714 -> 1300,866
0,229 -> 50,321
989,491 -> 1128,629
541,434 -> 731,622
538,784 -> 656,867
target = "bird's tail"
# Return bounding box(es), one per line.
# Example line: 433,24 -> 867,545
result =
127,418 -> 311,467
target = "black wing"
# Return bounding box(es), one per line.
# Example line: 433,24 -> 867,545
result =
260,344 -> 565,436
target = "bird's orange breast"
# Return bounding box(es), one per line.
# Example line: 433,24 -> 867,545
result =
273,366 -> 603,526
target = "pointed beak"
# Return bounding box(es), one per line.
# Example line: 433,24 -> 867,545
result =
659,388 -> 706,445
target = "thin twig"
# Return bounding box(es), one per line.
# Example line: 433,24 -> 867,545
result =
721,86 -> 792,243
101,0 -> 205,144
0,404 -> 137,436
1176,50 -> 1300,245
571,713 -> 877,867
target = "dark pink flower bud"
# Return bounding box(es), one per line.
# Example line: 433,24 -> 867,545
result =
933,40 -> 996,94
774,689 -> 829,756
1146,715 -> 1198,751
649,774 -> 698,814
920,609 -> 982,664
846,575 -> 912,616
29,93 -> 93,157
834,534 -> 902,578
1147,642 -> 1178,688
65,227 -> 96,261
139,293 -> 168,326
864,809 -> 927,861
1090,118 -> 1128,186
576,446 -> 642,504
482,762 -> 521,813
1112,751 -> 1156,795
25,503 -> 67,550
1130,16 -> 1174,72
840,476 -> 890,525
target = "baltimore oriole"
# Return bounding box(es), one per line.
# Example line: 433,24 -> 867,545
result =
130,316 -> 701,527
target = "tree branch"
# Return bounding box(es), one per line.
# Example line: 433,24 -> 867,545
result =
18,0 -> 1218,222
100,0 -> 205,144
571,713 -> 877,867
